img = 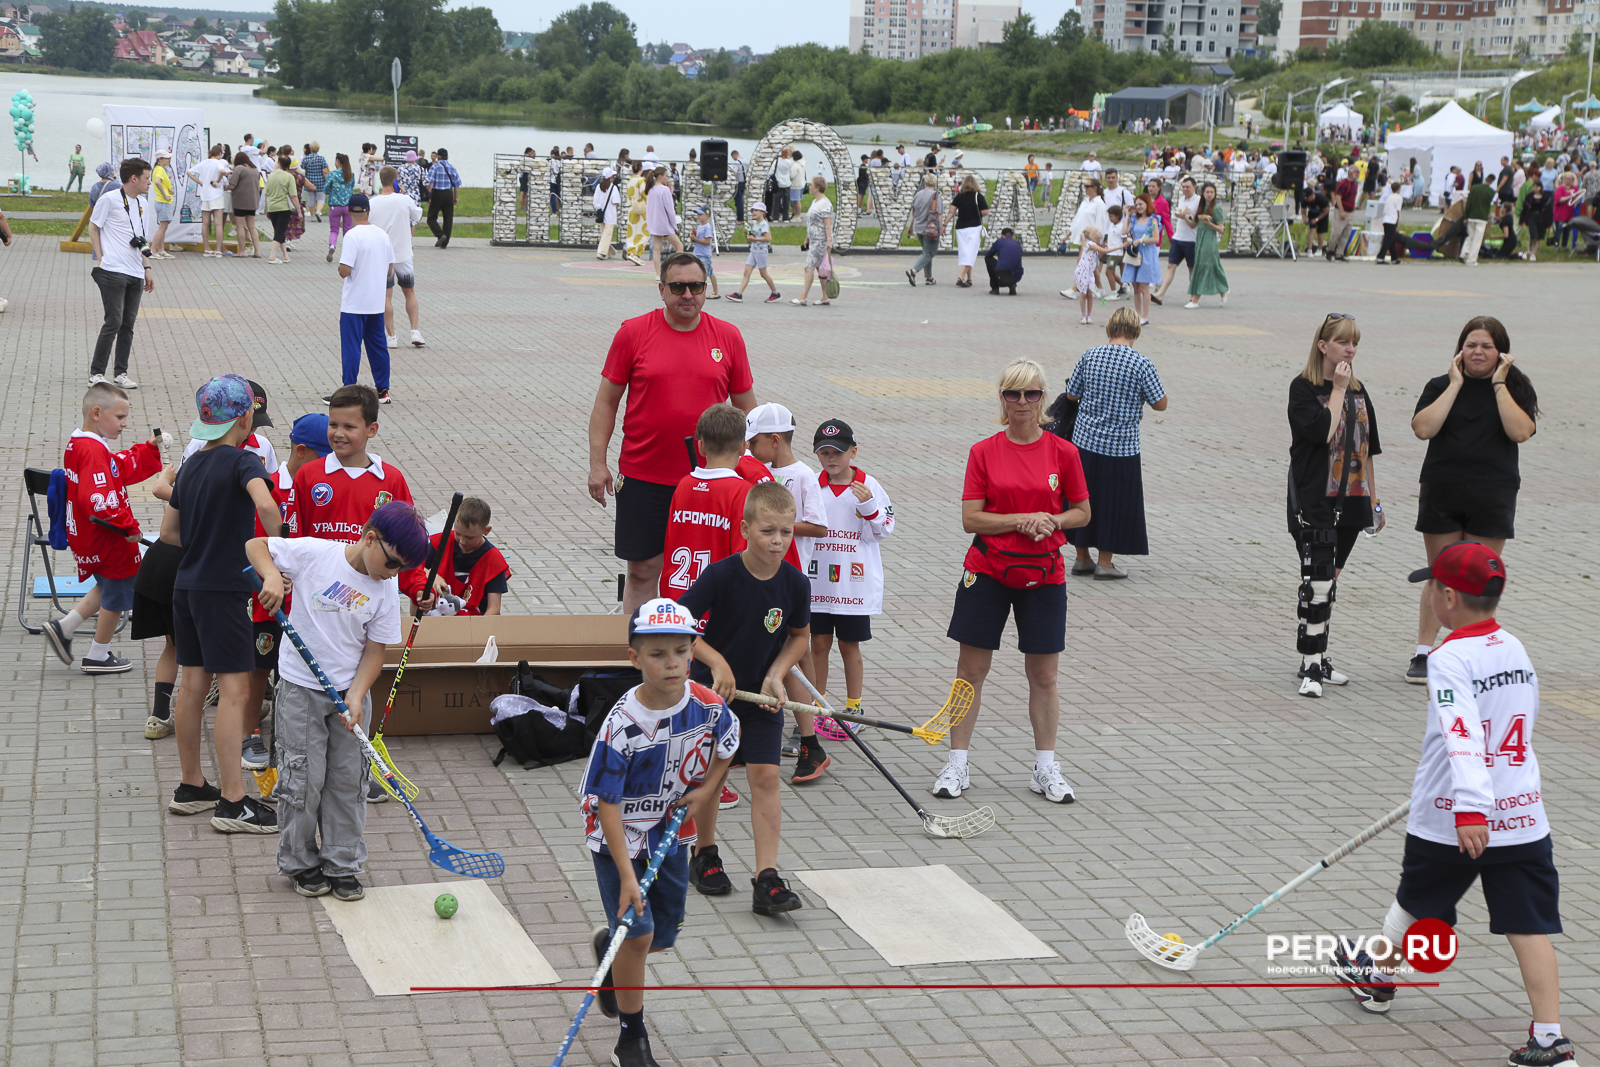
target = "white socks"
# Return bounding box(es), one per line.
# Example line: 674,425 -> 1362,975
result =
1416,644 -> 1433,657
1533,1023 -> 1562,1048
947,749 -> 968,768
60,610 -> 84,631
1036,750 -> 1055,772
87,641 -> 111,661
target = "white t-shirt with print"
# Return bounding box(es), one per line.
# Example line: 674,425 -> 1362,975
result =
767,458 -> 828,574
266,536 -> 402,692
338,224 -> 395,315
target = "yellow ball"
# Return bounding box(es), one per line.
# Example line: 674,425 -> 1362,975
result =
1161,933 -> 1186,959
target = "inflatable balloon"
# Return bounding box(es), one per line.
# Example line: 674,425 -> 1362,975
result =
86,116 -> 104,138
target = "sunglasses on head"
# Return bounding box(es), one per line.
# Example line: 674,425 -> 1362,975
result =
1001,388 -> 1045,403
664,281 -> 707,295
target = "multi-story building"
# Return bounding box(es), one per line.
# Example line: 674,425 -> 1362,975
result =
1278,0 -> 1597,60
1094,0 -> 1261,55
849,0 -> 1018,59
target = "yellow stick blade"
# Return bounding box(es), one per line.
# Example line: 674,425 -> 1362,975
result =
918,679 -> 975,742
253,767 -> 278,798
369,736 -> 421,801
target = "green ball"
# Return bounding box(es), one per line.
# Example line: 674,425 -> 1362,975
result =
434,893 -> 458,919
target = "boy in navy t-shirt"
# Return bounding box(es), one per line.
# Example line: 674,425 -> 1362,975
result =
162,375 -> 288,835
677,481 -> 811,915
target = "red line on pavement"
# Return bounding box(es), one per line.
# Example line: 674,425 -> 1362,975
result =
409,981 -> 1443,992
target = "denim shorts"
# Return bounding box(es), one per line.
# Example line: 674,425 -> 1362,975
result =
96,573 -> 136,613
155,201 -> 174,224
592,845 -> 689,947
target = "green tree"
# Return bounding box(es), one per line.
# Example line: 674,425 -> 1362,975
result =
126,8 -> 147,29
704,48 -> 733,81
1051,9 -> 1085,49
540,3 -> 634,64
1332,19 -> 1428,65
652,41 -> 672,63
194,14 -> 208,30
446,6 -> 502,61
1000,13 -> 1047,66
38,6 -> 116,71
570,53 -> 621,112
1257,0 -> 1281,37
536,20 -> 583,70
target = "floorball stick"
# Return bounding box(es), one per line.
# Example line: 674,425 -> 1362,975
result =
1127,801 -> 1411,971
369,491 -> 464,800
246,567 -> 505,879
549,805 -> 688,1067
736,679 -> 974,745
683,435 -> 697,470
785,668 -> 995,840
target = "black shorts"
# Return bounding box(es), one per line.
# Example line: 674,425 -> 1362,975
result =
131,540 -> 182,641
729,698 -> 783,765
811,611 -> 872,642
946,570 -> 1067,655
1414,480 -> 1517,540
130,590 -> 174,641
173,588 -> 254,675
1167,239 -> 1195,268
254,620 -> 282,671
1396,833 -> 1560,936
233,208 -> 257,217
614,475 -> 676,562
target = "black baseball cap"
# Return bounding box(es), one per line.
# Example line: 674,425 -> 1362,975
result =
813,418 -> 856,452
246,379 -> 274,429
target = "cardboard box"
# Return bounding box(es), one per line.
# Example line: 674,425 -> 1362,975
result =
375,614 -> 630,735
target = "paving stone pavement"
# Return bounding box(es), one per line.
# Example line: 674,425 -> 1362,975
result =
0,233 -> 1596,1067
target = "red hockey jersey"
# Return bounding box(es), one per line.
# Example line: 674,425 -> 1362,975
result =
659,467 -> 750,599
291,452 -> 413,545
252,463 -> 297,623
398,532 -> 511,615
63,431 -> 161,581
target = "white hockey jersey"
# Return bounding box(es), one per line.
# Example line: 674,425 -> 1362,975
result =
807,466 -> 894,616
767,459 -> 828,574
1407,620 -> 1547,848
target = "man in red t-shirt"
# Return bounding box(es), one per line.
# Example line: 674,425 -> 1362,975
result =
588,252 -> 758,613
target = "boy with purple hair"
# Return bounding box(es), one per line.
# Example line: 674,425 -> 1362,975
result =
245,501 -> 430,901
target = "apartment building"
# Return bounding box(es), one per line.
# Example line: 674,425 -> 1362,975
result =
1278,0 -> 1597,60
849,0 -> 1018,59
1093,0 -> 1262,55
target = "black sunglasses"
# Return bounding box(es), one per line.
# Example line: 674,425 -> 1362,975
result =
665,281 -> 708,295
377,540 -> 405,571
1001,389 -> 1045,403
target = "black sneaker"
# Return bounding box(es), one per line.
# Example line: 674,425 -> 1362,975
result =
591,924 -> 618,1018
752,867 -> 802,915
1509,1024 -> 1578,1065
611,1035 -> 662,1067
791,744 -> 830,784
43,619 -> 73,665
366,778 -> 390,803
1406,653 -> 1429,684
329,875 -> 364,901
293,868 -> 331,898
169,779 -> 221,814
81,651 -> 133,674
210,794 -> 280,834
691,845 -> 733,896
1331,941 -> 1396,1014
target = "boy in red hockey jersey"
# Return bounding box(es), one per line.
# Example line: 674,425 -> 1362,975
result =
399,496 -> 511,616
292,385 -> 414,546
658,404 -> 753,600
44,382 -> 164,674
1332,543 -> 1574,1067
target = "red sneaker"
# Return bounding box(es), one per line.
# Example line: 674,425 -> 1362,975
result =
719,785 -> 740,809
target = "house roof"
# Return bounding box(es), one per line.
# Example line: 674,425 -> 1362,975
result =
1106,85 -> 1200,102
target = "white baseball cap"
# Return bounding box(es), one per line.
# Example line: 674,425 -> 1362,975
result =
745,402 -> 796,439
629,598 -> 700,637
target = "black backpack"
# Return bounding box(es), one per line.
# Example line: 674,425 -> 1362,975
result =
577,668 -> 645,739
490,662 -> 587,770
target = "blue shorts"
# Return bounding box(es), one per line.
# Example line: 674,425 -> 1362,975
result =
1167,239 -> 1195,268
946,570 -> 1067,655
693,250 -> 714,277
1396,833 -> 1561,936
154,201 -> 174,224
811,611 -> 871,643
789,189 -> 802,202
96,573 -> 136,613
592,846 -> 690,947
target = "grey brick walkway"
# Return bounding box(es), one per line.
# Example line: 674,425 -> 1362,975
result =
0,233 -> 1595,1066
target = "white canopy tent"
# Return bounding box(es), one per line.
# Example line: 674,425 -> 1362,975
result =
1319,103 -> 1363,136
1527,106 -> 1562,129
1584,117 -> 1600,133
1384,101 -> 1513,206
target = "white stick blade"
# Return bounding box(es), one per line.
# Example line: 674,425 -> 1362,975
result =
921,805 -> 995,839
1125,913 -> 1200,971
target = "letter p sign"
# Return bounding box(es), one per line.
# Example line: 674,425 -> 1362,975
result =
1404,916 -> 1457,973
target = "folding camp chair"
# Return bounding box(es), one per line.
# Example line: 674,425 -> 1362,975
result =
17,467 -> 126,636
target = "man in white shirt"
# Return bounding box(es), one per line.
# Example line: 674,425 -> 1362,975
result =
1376,181 -> 1407,264
642,145 -> 659,167
87,157 -> 155,389
1154,176 -> 1200,305
774,149 -> 792,222
1080,150 -> 1103,174
336,193 -> 397,403
1101,169 -> 1137,297
897,145 -> 911,171
369,165 -> 426,349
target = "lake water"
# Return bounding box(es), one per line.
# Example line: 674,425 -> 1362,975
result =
3,72 -> 1052,190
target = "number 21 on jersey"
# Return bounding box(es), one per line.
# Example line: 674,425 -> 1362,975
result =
667,548 -> 711,592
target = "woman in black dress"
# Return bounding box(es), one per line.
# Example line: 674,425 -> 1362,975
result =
1520,174 -> 1552,263
1405,315 -> 1537,681
1287,313 -> 1386,698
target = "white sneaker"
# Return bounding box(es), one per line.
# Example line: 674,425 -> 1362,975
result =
1298,662 -> 1325,698
410,329 -> 426,347
0,296 -> 9,311
87,373 -> 106,386
1030,761 -> 1076,804
386,335 -> 397,349
931,758 -> 969,799
1183,301 -> 1200,309
1058,288 -> 1075,298
113,373 -> 138,389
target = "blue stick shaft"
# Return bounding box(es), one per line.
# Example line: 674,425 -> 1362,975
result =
549,806 -> 688,1067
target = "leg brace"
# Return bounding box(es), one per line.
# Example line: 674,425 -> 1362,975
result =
1297,529 -> 1337,656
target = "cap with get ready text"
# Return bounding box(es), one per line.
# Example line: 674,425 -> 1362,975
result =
813,418 -> 856,452
1408,541 -> 1507,597
190,374 -> 254,441
629,597 -> 700,637
746,402 -> 796,439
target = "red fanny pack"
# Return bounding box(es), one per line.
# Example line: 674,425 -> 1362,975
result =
971,534 -> 1061,589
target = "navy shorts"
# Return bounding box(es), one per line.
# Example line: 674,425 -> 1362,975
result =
592,845 -> 690,947
1414,480 -> 1517,540
730,698 -> 783,765
1168,239 -> 1195,268
1396,833 -> 1561,936
613,475 -> 676,562
95,573 -> 136,613
173,588 -> 254,675
811,611 -> 872,642
946,570 -> 1067,655
254,620 -> 281,671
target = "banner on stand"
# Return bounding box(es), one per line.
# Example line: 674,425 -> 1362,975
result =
103,105 -> 204,244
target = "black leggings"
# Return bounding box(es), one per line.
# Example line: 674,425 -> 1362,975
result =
269,210 -> 291,243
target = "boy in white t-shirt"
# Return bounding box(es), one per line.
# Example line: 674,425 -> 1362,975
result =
1333,543 -> 1573,1067
245,501 -> 429,902
336,193 -> 397,404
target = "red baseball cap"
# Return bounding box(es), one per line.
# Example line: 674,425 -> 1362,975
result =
1408,541 -> 1506,597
